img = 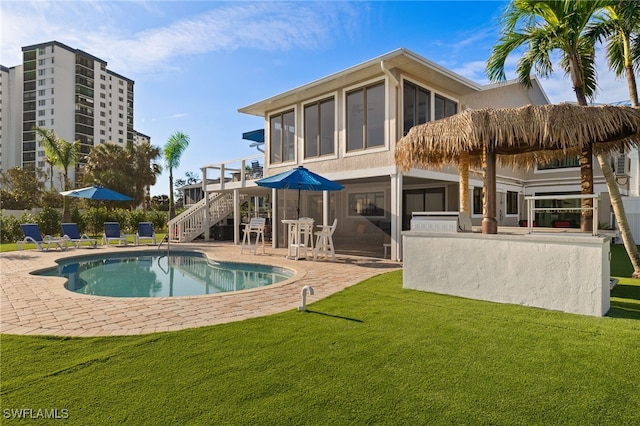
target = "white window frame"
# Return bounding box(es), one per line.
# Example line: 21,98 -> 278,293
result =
266,105 -> 298,167
302,92 -> 338,164
342,77 -> 389,158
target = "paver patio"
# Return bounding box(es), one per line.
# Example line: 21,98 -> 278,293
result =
1,242 -> 401,336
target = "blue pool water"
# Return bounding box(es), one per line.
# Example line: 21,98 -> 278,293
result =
36,251 -> 294,298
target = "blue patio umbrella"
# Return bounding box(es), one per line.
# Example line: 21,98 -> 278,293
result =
256,166 -> 343,218
60,185 -> 133,201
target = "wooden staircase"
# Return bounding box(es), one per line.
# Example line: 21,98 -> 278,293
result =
167,192 -> 241,243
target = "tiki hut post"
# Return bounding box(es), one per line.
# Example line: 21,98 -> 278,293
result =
482,141 -> 497,234
580,144 -> 594,232
459,152 -> 470,214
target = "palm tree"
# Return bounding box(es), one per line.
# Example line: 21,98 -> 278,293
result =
487,0 -> 601,231
587,0 -> 640,107
487,0 -> 640,278
128,141 -> 162,211
164,131 -> 190,219
35,127 -> 79,222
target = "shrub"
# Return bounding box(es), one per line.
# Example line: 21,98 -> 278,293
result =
148,210 -> 169,232
0,214 -> 22,243
128,209 -> 148,231
70,207 -> 87,233
105,209 -> 130,233
35,206 -> 62,236
84,207 -> 109,236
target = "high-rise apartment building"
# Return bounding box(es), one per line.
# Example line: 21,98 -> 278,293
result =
0,41 -> 135,189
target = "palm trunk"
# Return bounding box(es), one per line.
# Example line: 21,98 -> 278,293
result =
169,169 -> 175,220
459,152 -> 470,213
62,169 -> 71,223
572,66 -> 594,232
626,64 -> 639,107
597,155 -> 640,277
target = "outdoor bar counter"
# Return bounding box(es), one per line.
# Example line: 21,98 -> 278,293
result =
402,230 -> 611,317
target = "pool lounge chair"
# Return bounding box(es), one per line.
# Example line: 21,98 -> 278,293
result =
18,223 -> 68,251
61,223 -> 98,248
135,222 -> 157,245
102,222 -> 128,246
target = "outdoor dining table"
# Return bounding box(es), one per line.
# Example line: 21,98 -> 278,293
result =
282,218 -> 315,260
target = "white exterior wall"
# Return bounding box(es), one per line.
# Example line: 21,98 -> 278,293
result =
0,65 -> 23,173
47,45 -> 76,189
403,231 -> 610,317
105,70 -> 129,145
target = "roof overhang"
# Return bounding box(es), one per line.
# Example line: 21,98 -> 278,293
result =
238,48 -> 482,117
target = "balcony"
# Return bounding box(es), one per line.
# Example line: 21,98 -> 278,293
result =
201,154 -> 266,193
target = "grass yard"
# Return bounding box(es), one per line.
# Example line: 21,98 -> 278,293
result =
2,265 -> 640,424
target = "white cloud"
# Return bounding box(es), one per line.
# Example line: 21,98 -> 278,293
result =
1,1 -> 359,74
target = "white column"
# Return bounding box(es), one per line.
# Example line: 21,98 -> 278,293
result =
390,171 -> 402,261
271,188 -> 278,248
233,189 -> 240,244
323,190 -> 329,226
202,167 -> 210,241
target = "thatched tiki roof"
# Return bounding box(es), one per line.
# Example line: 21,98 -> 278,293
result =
395,104 -> 640,234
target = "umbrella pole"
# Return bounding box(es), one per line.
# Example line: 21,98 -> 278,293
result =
297,186 -> 301,219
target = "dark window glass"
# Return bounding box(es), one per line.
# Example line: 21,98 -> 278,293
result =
473,187 -> 483,215
538,156 -> 580,170
435,94 -> 457,120
346,90 -> 364,151
269,110 -> 295,164
346,82 -> 385,151
506,191 -> 518,215
403,81 -> 431,135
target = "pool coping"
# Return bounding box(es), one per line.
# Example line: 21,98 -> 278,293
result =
1,242 -> 402,336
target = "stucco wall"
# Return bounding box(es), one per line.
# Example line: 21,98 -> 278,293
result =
403,231 -> 610,316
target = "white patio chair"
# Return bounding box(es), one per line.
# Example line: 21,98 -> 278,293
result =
313,218 -> 337,261
241,217 -> 266,254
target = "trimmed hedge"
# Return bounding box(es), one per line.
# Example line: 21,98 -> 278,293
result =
1,208 -> 169,243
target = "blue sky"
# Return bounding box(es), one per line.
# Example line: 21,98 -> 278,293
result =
1,1 -> 632,196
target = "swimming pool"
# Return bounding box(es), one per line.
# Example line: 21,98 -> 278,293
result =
36,251 -> 294,298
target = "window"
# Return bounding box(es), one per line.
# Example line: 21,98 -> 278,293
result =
434,94 -> 457,120
403,81 -> 430,135
38,100 -> 46,106
304,97 -> 335,158
269,110 -> 295,164
348,191 -> 385,218
473,187 -> 483,215
537,156 -> 580,170
506,191 -> 518,215
346,82 -> 385,151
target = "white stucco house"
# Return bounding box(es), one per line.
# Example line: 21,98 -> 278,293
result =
169,48 -> 629,259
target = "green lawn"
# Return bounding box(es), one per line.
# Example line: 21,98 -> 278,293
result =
1,243 -> 639,424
